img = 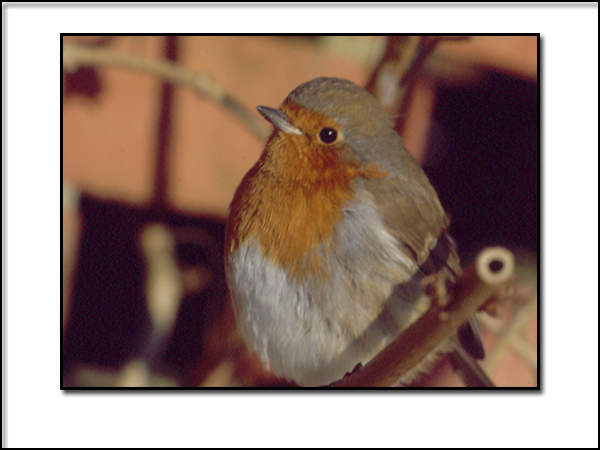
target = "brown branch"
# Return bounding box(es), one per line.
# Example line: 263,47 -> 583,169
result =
331,246 -> 515,388
62,43 -> 271,141
365,36 -> 472,135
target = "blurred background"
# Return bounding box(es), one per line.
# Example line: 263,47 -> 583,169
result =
62,35 -> 538,388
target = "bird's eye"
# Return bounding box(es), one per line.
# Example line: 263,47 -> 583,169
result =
319,127 -> 338,144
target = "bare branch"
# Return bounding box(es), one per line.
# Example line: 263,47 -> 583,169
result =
331,246 -> 515,388
62,43 -> 271,141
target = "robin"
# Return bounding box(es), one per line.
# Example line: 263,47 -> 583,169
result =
225,77 -> 488,387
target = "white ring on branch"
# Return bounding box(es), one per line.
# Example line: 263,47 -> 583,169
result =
476,246 -> 515,285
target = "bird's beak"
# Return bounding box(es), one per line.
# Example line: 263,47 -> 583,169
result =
256,106 -> 303,136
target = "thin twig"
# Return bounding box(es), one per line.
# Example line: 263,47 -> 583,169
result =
62,43 -> 271,141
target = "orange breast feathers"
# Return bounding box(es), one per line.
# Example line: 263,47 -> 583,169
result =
226,103 -> 388,280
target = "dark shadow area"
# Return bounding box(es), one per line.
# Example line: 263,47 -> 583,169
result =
62,194 -> 228,385
424,71 -> 538,260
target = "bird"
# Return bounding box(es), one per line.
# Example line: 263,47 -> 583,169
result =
225,76 -> 489,387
